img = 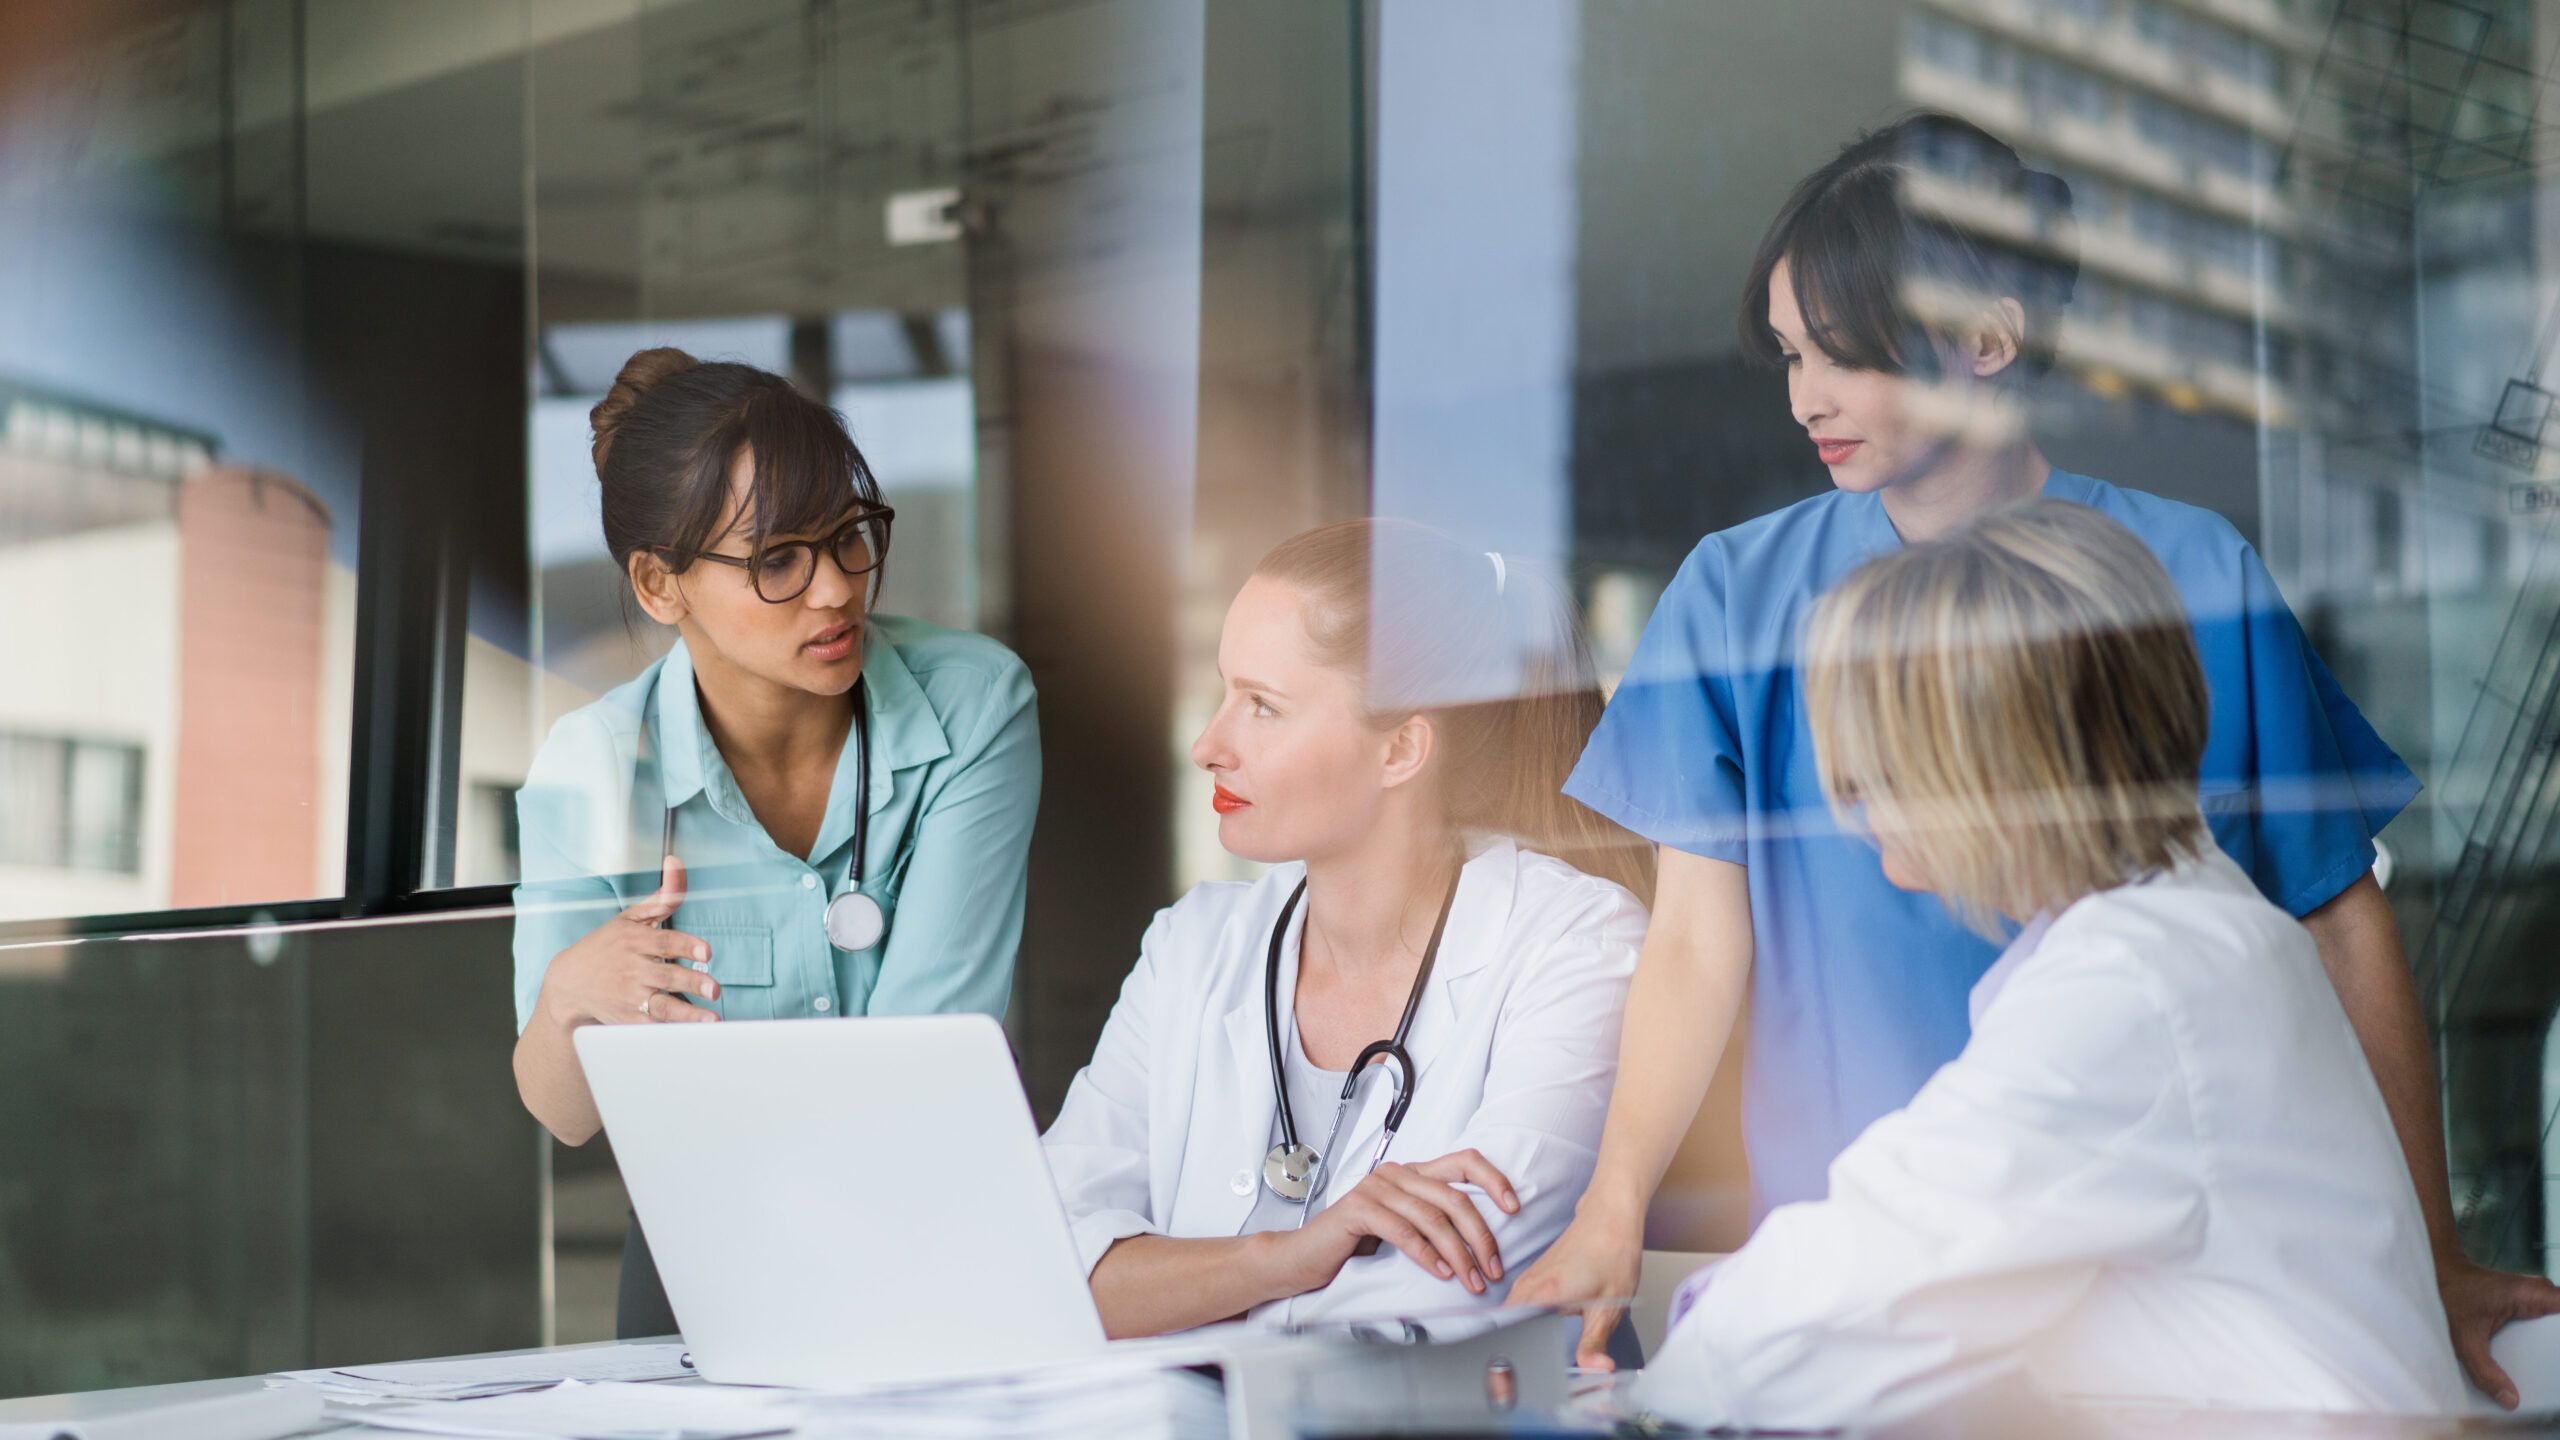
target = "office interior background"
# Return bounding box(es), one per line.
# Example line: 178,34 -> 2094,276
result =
3,0 -> 2557,1399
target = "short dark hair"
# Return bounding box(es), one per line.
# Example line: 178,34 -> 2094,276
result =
588,347 -> 884,578
1738,112 -> 2079,381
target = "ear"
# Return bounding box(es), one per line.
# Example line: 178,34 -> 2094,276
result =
1378,712 -> 1436,792
1964,297 -> 2026,379
628,550 -> 688,626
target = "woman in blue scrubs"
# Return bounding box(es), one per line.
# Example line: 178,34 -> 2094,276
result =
508,347 -> 1040,1338
1508,113 -> 2560,1396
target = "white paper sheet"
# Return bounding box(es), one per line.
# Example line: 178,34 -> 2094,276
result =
789,1367 -> 1226,1440
346,1382 -> 789,1440
269,1346 -> 695,1403
344,1367 -> 1231,1440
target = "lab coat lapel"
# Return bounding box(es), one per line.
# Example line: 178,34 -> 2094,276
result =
1400,839 -> 1516,1096
1211,997 -> 1277,1228
1201,888 -> 1298,1232
1297,845 -> 1513,1206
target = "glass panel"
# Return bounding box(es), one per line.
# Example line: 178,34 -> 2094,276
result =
0,904 -> 544,1398
449,0 -> 983,894
496,0 -> 989,1341
16,0 -> 2560,1402
0,0 -> 543,1400
1361,0 -> 2560,1271
0,930 -> 311,1394
0,0 -> 357,922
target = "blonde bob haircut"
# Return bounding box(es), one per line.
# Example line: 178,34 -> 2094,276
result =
1804,499 -> 2211,938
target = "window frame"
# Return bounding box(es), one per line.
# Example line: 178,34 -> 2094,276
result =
0,417 -> 512,943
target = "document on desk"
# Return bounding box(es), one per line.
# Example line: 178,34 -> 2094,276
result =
346,1381 -> 791,1440
789,1366 -> 1227,1440
269,1345 -> 695,1403
337,1367 -> 1229,1440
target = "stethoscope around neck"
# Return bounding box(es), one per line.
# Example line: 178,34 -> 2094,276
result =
654,675 -> 886,954
1259,869 -> 1461,1210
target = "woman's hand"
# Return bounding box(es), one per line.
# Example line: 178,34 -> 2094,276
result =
532,857 -> 722,1030
2441,1253 -> 2560,1409
1508,1206 -> 1643,1369
1279,1149 -> 1521,1296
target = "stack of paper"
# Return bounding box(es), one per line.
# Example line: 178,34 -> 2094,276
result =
331,1368 -> 1224,1440
268,1344 -> 696,1405
270,1346 -> 1232,1439
346,1381 -> 793,1440
788,1365 -> 1227,1440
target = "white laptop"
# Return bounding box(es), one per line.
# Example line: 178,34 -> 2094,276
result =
575,1013 -> 1222,1388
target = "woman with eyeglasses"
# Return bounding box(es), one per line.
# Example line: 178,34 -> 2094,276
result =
508,347 -> 1041,1338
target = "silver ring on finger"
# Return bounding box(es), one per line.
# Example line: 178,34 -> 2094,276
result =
639,989 -> 654,1017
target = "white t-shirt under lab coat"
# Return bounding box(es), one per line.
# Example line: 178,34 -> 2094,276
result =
1638,848 -> 2468,1428
1239,1026 -> 1349,1237
1042,836 -> 1645,1328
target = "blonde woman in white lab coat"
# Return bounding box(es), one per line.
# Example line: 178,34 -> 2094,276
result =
1639,500 -> 2469,1428
1042,520 -> 1650,1338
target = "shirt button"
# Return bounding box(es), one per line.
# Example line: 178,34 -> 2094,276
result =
813,996 -> 832,1013
1230,1169 -> 1253,1196
800,873 -> 818,890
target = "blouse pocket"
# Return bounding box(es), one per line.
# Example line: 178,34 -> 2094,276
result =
695,926 -> 778,1021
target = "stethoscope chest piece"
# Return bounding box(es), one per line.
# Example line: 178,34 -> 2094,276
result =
655,675 -> 894,958
824,890 -> 886,952
1256,870 -> 1460,1209
1262,1141 -> 1320,1204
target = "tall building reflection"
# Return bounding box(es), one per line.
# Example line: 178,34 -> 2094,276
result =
1904,0 -> 2289,421
1906,0 -> 2560,1275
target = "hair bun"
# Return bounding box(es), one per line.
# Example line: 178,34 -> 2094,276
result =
590,346 -> 699,474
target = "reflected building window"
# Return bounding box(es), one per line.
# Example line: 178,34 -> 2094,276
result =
0,733 -> 143,875
2029,0 -> 2116,24
2024,55 -> 2113,123
0,375 -> 350,920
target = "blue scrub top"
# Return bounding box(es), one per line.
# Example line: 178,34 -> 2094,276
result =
510,612 -> 1041,1031
1565,469 -> 2419,1223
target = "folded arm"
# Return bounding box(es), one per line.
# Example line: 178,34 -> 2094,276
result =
1638,953 -> 2205,1430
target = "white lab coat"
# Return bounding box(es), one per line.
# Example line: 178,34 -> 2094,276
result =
1638,848 -> 2468,1428
1042,836 -> 1644,1327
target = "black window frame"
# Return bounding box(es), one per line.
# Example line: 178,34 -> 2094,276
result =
0,0 -> 537,946
0,282 -> 522,944
0,454 -> 514,943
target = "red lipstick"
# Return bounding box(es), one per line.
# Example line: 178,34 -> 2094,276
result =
1813,437 -> 1862,467
1212,784 -> 1250,815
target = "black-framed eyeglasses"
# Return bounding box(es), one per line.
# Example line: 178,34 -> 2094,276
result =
677,506 -> 895,604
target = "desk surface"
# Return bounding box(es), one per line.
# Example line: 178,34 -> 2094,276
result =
0,1338 -> 665,1436
0,1331 -> 1545,1440
18,1336 -> 2556,1440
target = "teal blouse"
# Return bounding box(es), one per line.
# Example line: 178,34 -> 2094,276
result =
510,613 -> 1041,1029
